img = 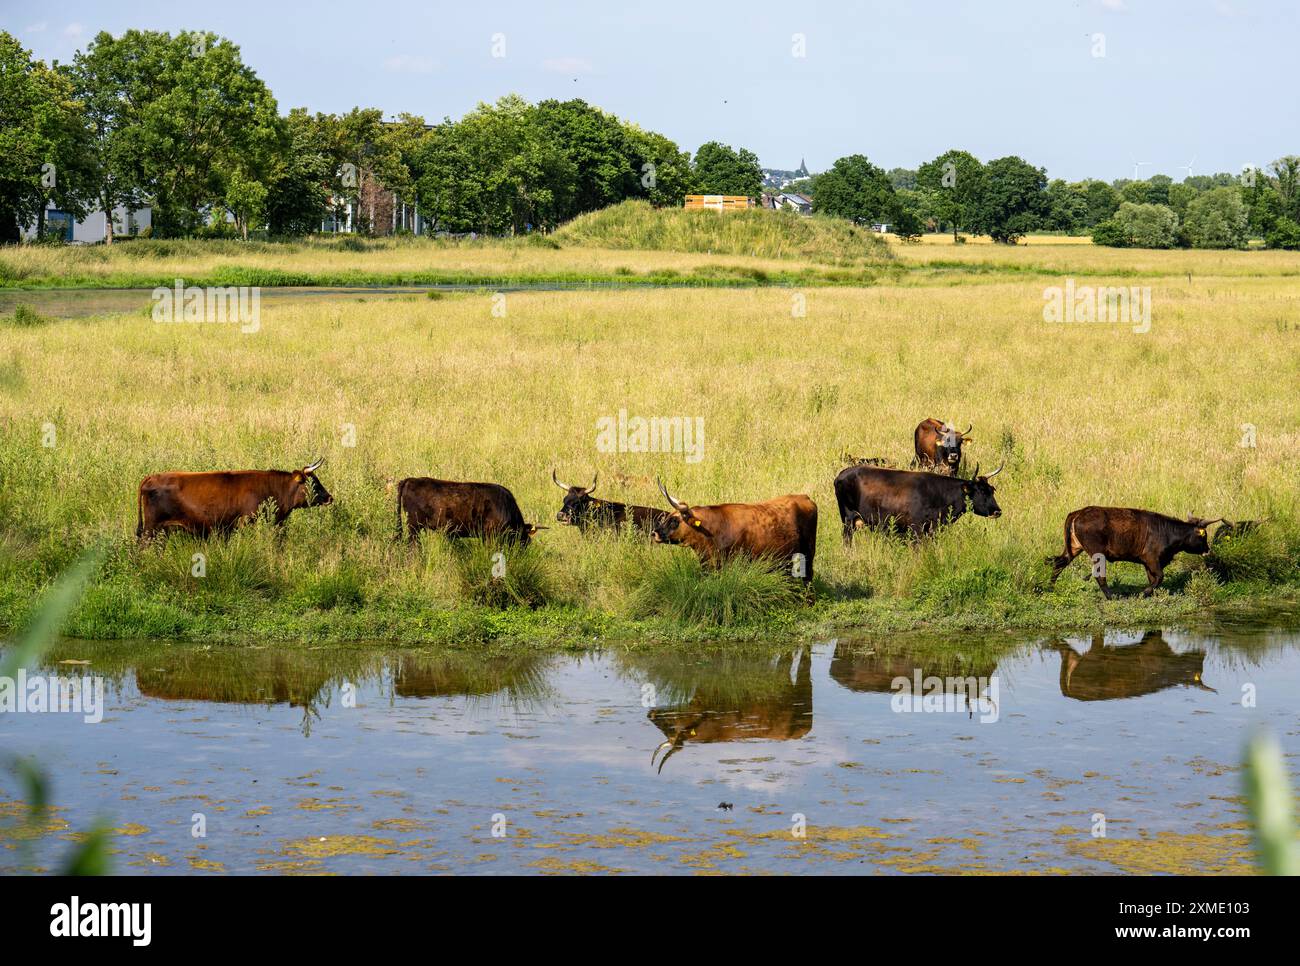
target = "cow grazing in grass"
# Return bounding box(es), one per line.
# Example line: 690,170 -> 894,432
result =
136,458 -> 332,539
652,479 -> 818,581
834,463 -> 1003,542
914,418 -> 973,474
1048,506 -> 1221,598
551,469 -> 669,534
396,477 -> 544,544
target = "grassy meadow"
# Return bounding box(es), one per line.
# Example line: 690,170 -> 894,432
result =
2,214 -> 1300,644
0,203 -> 895,291
2,227 -> 1298,646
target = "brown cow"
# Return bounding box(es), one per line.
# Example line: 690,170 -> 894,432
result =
397,477 -> 544,544
1049,506 -> 1222,598
652,479 -> 817,581
914,418 -> 972,474
136,458 -> 332,538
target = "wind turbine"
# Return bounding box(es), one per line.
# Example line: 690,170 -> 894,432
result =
1178,156 -> 1196,180
1132,160 -> 1153,180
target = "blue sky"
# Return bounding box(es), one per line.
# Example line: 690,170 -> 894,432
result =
4,0 -> 1294,182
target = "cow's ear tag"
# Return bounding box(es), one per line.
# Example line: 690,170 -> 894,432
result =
692,519 -> 701,527
1197,528 -> 1206,536
293,472 -> 304,482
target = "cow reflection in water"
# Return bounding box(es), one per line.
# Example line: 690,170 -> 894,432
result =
649,651 -> 812,773
134,651 -> 354,736
1054,631 -> 1215,701
829,641 -> 998,714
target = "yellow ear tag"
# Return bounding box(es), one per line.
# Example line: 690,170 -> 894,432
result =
1197,528 -> 1206,536
692,519 -> 701,527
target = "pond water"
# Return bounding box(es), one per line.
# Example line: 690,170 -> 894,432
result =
2,621 -> 1297,875
0,283 -> 667,320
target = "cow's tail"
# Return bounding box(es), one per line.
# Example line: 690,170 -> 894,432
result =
392,478 -> 403,543
136,484 -> 146,539
1048,513 -> 1077,571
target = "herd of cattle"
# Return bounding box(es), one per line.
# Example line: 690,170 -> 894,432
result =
135,418 -> 1246,598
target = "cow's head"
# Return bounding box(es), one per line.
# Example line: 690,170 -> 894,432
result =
1184,515 -> 1225,554
293,457 -> 333,507
517,522 -> 546,546
961,463 -> 1002,518
938,422 -> 973,470
552,469 -> 600,527
653,478 -> 712,551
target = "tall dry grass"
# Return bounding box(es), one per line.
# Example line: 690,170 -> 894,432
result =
1,248 -> 1297,641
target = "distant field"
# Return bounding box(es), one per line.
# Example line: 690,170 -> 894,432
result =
2,260 -> 1297,645
889,233 -> 1300,280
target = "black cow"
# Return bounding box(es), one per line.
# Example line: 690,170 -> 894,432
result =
834,463 -> 1003,542
1048,506 -> 1221,598
396,477 -> 544,544
551,469 -> 669,534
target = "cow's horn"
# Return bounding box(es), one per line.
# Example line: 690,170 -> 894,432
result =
657,477 -> 687,512
304,457 -> 323,473
985,463 -> 1004,479
585,473 -> 598,497
552,468 -> 571,491
962,423 -> 973,438
651,740 -> 674,767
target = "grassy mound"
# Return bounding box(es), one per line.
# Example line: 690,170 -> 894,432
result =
553,200 -> 892,264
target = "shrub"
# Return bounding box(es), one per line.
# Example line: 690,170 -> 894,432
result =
1110,202 -> 1179,249
1185,187 -> 1249,249
1091,218 -> 1130,247
449,536 -> 553,609
2,304 -> 50,327
630,552 -> 802,626
1205,525 -> 1300,584
1265,217 -> 1300,250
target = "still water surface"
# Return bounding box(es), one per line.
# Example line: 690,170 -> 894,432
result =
3,623 -> 1297,875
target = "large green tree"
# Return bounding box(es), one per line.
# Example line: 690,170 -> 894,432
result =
0,32 -> 90,242
692,141 -> 762,196
974,156 -> 1048,243
916,149 -> 983,241
811,154 -> 896,225
70,30 -> 281,237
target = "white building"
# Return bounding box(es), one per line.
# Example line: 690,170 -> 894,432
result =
24,202 -> 152,243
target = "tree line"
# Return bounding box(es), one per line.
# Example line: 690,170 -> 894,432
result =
793,151 -> 1300,249
0,29 -> 766,242
2,27 -> 1296,249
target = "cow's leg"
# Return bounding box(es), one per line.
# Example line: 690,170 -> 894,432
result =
840,512 -> 857,547
1048,551 -> 1076,586
1141,562 -> 1163,596
1094,572 -> 1112,599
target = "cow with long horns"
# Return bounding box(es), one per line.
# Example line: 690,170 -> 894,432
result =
1048,506 -> 1222,598
834,462 -> 1003,541
136,458 -> 333,539
396,477 -> 545,544
551,469 -> 669,534
652,479 -> 818,581
914,418 -> 973,474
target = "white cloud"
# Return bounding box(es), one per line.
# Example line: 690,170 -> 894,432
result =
383,54 -> 436,74
63,22 -> 84,39
26,21 -> 48,34
1099,0 -> 1126,10
542,56 -> 594,75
